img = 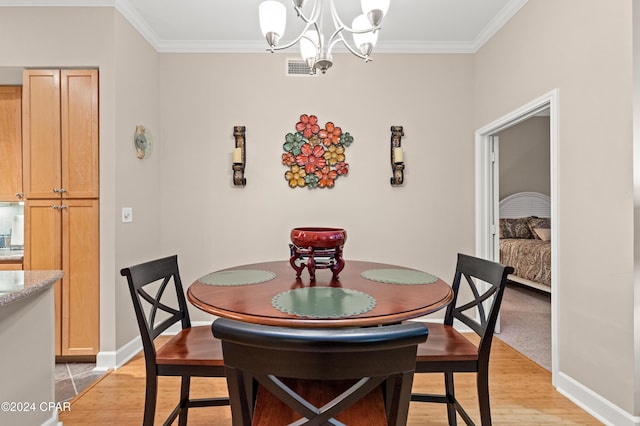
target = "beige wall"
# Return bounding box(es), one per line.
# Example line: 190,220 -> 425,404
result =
633,0 -> 640,411
497,116 -> 550,200
113,12 -> 162,349
157,51 -> 475,307
475,0 -> 635,415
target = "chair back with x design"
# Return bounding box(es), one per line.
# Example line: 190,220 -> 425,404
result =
443,253 -> 513,364
125,256 -> 192,360
212,318 -> 428,426
411,253 -> 514,426
122,255 -> 228,426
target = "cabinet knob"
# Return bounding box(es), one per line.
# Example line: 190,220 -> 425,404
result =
52,205 -> 60,209
53,188 -> 59,193
60,205 -> 67,210
15,193 -> 24,199
59,188 -> 67,193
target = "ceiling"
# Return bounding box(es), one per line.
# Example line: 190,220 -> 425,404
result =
5,0 -> 528,53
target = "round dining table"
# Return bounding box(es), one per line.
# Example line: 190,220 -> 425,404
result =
187,260 -> 453,328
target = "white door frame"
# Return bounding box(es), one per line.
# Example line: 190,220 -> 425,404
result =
474,89 -> 560,381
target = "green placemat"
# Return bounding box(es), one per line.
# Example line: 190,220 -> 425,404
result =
199,270 -> 276,286
272,287 -> 376,318
361,268 -> 438,285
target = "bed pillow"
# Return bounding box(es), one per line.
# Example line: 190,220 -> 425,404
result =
499,218 -> 534,239
533,228 -> 551,241
527,217 -> 551,239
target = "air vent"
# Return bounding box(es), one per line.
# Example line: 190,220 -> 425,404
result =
286,59 -> 317,77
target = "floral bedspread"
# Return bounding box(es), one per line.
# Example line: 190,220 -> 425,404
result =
499,238 -> 551,288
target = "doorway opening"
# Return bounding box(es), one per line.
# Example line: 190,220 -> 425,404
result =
475,89 -> 559,384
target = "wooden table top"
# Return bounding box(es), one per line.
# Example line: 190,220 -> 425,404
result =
188,260 -> 453,328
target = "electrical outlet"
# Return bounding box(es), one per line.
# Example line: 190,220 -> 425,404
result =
122,207 -> 133,223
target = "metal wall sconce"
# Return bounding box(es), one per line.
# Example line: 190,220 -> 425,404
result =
390,125 -> 405,186
232,126 -> 246,186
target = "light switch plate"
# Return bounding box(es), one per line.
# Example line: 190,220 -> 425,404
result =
122,207 -> 133,223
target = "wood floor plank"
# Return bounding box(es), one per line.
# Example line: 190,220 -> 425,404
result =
59,336 -> 602,425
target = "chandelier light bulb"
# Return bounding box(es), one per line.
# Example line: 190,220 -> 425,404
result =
361,0 -> 389,26
300,30 -> 319,63
352,14 -> 377,56
361,0 -> 390,16
259,1 -> 287,48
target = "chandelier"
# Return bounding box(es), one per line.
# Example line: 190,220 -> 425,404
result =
258,0 -> 390,74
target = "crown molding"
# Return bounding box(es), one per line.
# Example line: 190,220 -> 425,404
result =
114,0 -> 162,51
374,41 -> 477,54
0,0 -> 528,55
471,0 -> 528,51
152,40 -> 481,55
154,40 -> 266,54
0,0 -> 113,5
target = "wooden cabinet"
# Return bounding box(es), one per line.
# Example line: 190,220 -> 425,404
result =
0,262 -> 22,270
22,69 -> 99,358
0,86 -> 23,201
23,69 -> 99,200
24,199 -> 99,356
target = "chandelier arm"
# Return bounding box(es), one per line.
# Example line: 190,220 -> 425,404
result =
325,25 -> 369,61
325,25 -> 344,53
328,0 -> 345,29
333,37 -> 370,61
293,0 -> 322,26
266,22 -> 315,52
347,24 -> 383,34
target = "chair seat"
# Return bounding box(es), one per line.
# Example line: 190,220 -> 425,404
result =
156,325 -> 225,366
416,323 -> 479,363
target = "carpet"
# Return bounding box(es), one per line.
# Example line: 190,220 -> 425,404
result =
496,282 -> 551,371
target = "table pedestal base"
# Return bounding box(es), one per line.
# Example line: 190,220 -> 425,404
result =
289,244 -> 345,281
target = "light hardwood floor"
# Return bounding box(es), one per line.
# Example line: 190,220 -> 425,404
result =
59,336 -> 602,425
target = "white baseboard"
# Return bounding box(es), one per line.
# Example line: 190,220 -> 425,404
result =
555,371 -> 640,426
40,412 -> 58,426
96,321 -> 214,371
412,318 -> 638,426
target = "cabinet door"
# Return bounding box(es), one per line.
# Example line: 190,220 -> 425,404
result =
22,70 -> 62,199
61,70 -> 99,199
24,199 -> 63,355
61,199 -> 99,356
0,263 -> 22,270
0,86 -> 22,200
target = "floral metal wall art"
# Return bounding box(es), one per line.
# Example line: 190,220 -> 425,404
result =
282,114 -> 354,189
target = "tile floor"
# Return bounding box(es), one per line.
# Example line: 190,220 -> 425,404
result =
55,362 -> 105,403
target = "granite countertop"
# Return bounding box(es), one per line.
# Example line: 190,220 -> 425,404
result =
0,270 -> 63,307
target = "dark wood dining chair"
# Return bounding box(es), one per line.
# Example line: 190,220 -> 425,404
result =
411,253 -> 514,426
120,255 -> 229,426
211,318 -> 429,426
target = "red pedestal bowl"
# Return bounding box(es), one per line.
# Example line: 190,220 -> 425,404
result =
290,227 -> 347,249
289,227 -> 347,280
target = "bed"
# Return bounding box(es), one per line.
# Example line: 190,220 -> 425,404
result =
499,192 -> 551,293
